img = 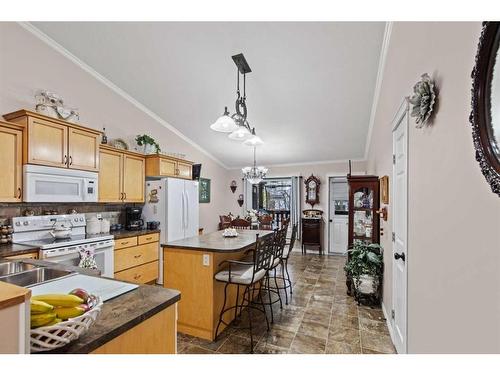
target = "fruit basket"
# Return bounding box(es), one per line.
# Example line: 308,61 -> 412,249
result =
30,295 -> 103,353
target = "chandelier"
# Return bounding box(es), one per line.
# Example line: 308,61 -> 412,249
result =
242,147 -> 268,184
210,53 -> 263,146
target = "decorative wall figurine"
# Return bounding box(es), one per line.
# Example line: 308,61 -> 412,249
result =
34,90 -> 80,123
237,194 -> 244,207
409,73 -> 437,128
230,180 -> 237,193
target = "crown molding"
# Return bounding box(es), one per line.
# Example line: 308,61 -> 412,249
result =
364,21 -> 393,160
18,22 -> 229,170
227,158 -> 366,170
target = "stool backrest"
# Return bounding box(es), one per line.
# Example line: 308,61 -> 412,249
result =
273,225 -> 288,261
231,218 -> 251,229
253,233 -> 275,275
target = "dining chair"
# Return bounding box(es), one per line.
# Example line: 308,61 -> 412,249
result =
258,214 -> 273,230
214,233 -> 275,353
231,218 -> 251,229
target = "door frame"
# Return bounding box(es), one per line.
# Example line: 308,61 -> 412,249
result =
391,97 -> 409,354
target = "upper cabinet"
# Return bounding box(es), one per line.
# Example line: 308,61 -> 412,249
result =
0,121 -> 23,202
99,145 -> 145,203
145,154 -> 193,180
3,110 -> 101,172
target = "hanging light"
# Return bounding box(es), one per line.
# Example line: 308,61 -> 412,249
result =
210,107 -> 238,133
242,147 -> 268,184
243,128 -> 264,147
210,53 -> 263,144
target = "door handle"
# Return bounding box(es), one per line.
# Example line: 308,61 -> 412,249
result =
63,155 -> 67,165
123,192 -> 127,200
17,187 -> 21,199
394,252 -> 405,262
69,156 -> 73,165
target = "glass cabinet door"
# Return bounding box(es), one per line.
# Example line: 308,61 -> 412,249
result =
352,187 -> 374,245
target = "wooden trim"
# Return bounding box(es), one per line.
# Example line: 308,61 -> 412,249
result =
4,252 -> 39,260
3,109 -> 102,135
0,120 -> 24,132
0,281 -> 31,311
144,153 -> 194,165
99,144 -> 145,158
91,303 -> 176,354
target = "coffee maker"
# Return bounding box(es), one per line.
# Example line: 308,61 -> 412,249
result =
125,207 -> 144,230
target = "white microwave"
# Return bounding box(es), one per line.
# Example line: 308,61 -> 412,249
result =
23,165 -> 98,202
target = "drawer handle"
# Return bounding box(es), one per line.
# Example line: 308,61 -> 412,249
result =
121,241 -> 129,245
145,237 -> 152,241
134,274 -> 141,280
134,254 -> 142,258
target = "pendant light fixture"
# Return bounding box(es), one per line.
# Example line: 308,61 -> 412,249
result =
210,53 -> 263,145
242,147 -> 268,185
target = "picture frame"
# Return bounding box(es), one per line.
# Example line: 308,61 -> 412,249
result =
380,175 -> 389,204
199,178 -> 211,203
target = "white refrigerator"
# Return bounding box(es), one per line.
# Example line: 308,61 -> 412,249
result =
143,178 -> 199,284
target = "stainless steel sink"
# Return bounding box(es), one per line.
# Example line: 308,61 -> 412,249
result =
0,267 -> 73,287
0,261 -> 39,277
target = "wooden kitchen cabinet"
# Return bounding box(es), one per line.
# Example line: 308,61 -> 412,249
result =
113,233 -> 159,284
145,154 -> 194,180
0,121 -> 23,202
99,145 -> 145,203
3,110 -> 101,172
4,251 -> 39,260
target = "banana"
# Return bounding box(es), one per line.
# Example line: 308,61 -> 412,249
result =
54,306 -> 85,320
32,294 -> 83,307
30,300 -> 54,314
46,318 -> 63,326
31,312 -> 56,328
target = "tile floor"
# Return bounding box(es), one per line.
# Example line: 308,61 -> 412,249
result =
178,249 -> 396,354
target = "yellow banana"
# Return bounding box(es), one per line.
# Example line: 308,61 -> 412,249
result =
30,300 -> 54,314
32,294 -> 83,307
54,306 -> 85,320
46,318 -> 63,326
31,312 -> 56,328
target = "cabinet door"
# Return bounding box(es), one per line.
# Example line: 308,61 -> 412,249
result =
27,118 -> 68,167
123,155 -> 145,202
177,161 -> 192,180
159,158 -> 177,177
68,128 -> 99,171
99,148 -> 123,202
0,127 -> 22,202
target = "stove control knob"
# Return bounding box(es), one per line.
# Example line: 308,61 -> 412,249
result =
15,221 -> 21,226
74,218 -> 78,222
23,221 -> 29,226
79,218 -> 84,222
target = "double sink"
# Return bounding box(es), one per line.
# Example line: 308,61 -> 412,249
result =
0,261 -> 73,287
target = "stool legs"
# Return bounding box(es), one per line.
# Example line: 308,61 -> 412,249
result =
273,268 -> 283,309
281,262 -> 289,305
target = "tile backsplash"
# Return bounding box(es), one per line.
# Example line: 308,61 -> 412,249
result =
0,203 -> 143,226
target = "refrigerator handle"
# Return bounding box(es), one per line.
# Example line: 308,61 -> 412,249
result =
185,190 -> 189,230
181,190 -> 185,229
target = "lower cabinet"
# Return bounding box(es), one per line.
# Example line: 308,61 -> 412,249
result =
5,252 -> 39,260
113,233 -> 159,284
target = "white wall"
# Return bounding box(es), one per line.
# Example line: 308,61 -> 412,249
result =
226,160 -> 367,249
367,22 -> 500,353
0,23 -> 231,234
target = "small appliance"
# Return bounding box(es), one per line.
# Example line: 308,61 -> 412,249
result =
23,165 -> 98,203
125,207 -> 144,230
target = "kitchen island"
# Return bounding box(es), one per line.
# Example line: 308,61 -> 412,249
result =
162,229 -> 272,341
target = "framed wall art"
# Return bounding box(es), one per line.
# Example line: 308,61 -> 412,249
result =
199,178 -> 211,203
380,175 -> 389,205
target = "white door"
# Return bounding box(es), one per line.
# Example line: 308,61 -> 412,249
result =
167,178 -> 185,242
184,180 -> 199,238
332,217 -> 348,253
392,99 -> 409,354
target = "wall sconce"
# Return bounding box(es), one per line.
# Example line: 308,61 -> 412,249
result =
230,180 -> 237,193
237,194 -> 244,207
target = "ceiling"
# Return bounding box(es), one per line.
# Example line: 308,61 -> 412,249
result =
32,22 -> 386,168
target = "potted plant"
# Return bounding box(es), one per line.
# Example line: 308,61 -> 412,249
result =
135,134 -> 161,154
344,243 -> 383,296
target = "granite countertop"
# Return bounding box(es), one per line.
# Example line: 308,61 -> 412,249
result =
0,243 -> 40,258
49,284 -> 180,354
111,228 -> 160,240
163,229 -> 273,253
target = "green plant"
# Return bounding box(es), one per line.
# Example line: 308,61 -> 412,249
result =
344,243 -> 383,281
135,134 -> 161,154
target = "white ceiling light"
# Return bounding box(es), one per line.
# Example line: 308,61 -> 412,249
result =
210,107 -> 238,133
210,53 -> 264,145
243,128 -> 264,147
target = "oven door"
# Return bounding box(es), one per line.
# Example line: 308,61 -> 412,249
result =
42,247 -> 113,278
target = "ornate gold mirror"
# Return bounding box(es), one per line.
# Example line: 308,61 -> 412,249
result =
304,174 -> 320,207
471,22 -> 500,196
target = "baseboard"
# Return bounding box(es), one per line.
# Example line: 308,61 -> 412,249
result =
381,302 -> 398,353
